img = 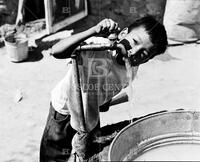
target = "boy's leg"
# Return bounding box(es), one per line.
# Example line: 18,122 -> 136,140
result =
40,103 -> 76,162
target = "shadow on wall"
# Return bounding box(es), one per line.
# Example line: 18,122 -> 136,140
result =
68,0 -> 167,33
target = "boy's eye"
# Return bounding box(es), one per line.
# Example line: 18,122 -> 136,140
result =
135,49 -> 146,58
143,50 -> 149,56
141,53 -> 144,58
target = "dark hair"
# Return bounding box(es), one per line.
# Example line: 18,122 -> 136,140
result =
128,15 -> 168,58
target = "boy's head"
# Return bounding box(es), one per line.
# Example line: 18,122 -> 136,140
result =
118,15 -> 168,66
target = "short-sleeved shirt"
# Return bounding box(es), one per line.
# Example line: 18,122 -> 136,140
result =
51,37 -> 138,132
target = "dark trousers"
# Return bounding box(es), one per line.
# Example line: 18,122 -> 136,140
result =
40,104 -> 76,162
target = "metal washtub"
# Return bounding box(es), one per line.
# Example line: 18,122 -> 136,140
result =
108,110 -> 200,161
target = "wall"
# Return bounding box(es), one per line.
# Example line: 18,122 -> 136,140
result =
0,0 -> 167,31
0,0 -> 18,25
86,0 -> 166,29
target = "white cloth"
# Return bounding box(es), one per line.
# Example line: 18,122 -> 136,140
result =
51,37 -> 138,132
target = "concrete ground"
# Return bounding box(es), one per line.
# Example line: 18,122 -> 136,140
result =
0,33 -> 200,161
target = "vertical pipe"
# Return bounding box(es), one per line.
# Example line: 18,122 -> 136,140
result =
71,51 -> 86,132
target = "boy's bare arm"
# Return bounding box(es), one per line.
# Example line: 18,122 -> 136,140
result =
51,27 -> 96,58
51,19 -> 119,59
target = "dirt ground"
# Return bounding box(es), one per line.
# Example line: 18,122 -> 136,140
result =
0,30 -> 200,162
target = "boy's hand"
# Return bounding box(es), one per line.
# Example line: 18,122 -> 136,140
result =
94,19 -> 120,35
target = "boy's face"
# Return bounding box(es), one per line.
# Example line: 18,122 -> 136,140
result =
118,26 -> 153,66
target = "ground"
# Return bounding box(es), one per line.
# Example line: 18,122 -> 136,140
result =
0,30 -> 200,161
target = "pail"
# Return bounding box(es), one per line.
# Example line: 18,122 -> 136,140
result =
108,110 -> 200,161
4,33 -> 28,62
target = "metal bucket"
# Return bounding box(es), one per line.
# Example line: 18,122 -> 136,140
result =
108,110 -> 200,161
4,33 -> 28,62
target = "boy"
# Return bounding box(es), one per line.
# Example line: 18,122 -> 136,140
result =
40,16 -> 168,162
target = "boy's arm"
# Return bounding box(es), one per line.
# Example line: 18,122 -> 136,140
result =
51,27 -> 96,58
51,19 -> 120,59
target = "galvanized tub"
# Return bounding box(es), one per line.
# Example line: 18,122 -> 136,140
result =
108,110 -> 200,161
4,33 -> 28,62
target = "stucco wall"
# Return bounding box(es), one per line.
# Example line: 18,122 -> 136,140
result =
0,0 -> 18,25
0,0 -> 166,30
86,0 -> 166,28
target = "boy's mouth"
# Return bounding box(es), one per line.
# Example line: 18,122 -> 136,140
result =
118,39 -> 132,52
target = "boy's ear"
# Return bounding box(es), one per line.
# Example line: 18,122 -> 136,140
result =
118,27 -> 128,40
